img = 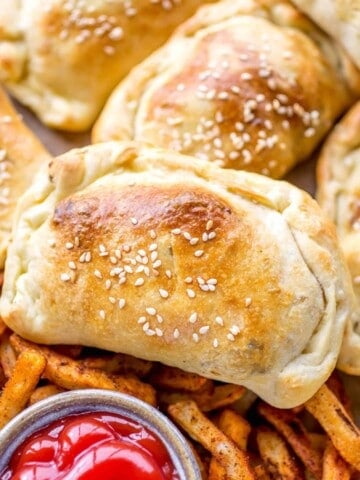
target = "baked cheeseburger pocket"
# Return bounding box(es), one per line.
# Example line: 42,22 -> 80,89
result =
92,0 -> 360,178
0,0 -> 217,131
0,141 -> 354,408
317,101 -> 360,375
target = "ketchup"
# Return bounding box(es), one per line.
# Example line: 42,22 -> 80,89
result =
0,412 -> 180,480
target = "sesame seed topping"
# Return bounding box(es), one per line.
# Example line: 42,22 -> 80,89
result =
143,322 -> 150,332
134,278 -> 144,286
99,310 -> 106,320
149,243 -> 157,251
108,296 -> 116,304
153,260 -> 162,269
213,338 -> 219,348
194,250 -> 204,258
189,312 -> 198,323
155,328 -> 163,337
146,307 -> 157,316
215,316 -> 224,326
94,269 -> 102,279
192,333 -> 200,343
138,316 -> 147,324
68,261 -> 76,270
171,228 -> 181,235
227,333 -> 235,342
245,297 -> 252,307
187,289 -> 196,299
230,325 -> 240,336
65,242 -> 74,249
159,289 -> 169,298
173,328 -> 180,339
190,237 -> 199,245
185,277 -> 193,284
130,217 -> 138,225
60,273 -> 71,282
199,325 -> 210,335
145,329 -> 156,336
150,230 -> 157,239
165,270 -> 172,279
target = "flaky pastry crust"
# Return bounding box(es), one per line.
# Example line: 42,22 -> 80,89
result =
93,0 -> 360,178
0,0 -> 216,131
291,0 -> 360,70
0,87 -> 51,268
0,141 -> 354,407
317,101 -> 360,375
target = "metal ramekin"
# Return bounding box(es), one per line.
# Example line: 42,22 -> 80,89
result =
0,389 -> 201,479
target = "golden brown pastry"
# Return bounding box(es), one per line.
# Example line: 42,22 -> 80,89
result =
290,0 -> 360,70
0,87 -> 51,269
317,101 -> 360,375
0,0 -> 217,131
0,141 -> 354,408
92,0 -> 360,178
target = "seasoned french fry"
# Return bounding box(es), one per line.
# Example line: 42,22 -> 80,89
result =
150,365 -> 211,392
256,425 -> 305,479
29,384 -> 65,405
326,372 -> 352,415
257,402 -> 322,479
305,384 -> 360,471
253,464 -> 271,479
217,409 -> 251,450
208,457 -> 227,480
81,352 -> 153,377
0,318 -> 6,337
0,332 -> 17,378
193,384 -> 246,412
322,441 -> 351,480
0,350 -> 46,429
10,334 -> 156,406
168,400 -> 256,480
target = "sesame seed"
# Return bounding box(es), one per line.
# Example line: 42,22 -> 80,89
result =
187,289 -> 196,299
192,333 -> 200,343
68,261 -> 76,270
99,310 -> 106,320
138,316 -> 147,324
227,333 -> 235,341
143,322 -> 150,332
230,325 -> 240,336
189,312 -> 198,323
124,265 -> 133,274
213,338 -> 219,348
183,232 -> 191,240
190,237 -> 199,245
159,289 -> 169,298
199,326 -> 210,335
94,270 -> 102,279
105,279 -> 112,290
74,236 -> 80,247
206,220 -> 213,231
108,296 -> 116,304
149,243 -> 157,251
119,278 -> 127,285
173,328 -> 180,339
171,228 -> 181,235
60,273 -> 71,282
138,249 -> 146,256
153,260 -> 162,269
194,250 -> 204,258
215,316 -> 224,326
165,270 -> 172,279
150,251 -> 158,262
202,233 -> 209,242
245,297 -> 252,307
150,230 -> 157,239
130,217 -> 138,225
65,242 -> 74,249
135,278 -> 144,286
155,328 -> 163,337
146,307 -> 157,316
145,329 -> 156,336
185,277 -> 193,284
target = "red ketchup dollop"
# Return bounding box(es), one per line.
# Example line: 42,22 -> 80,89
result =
0,411 -> 180,480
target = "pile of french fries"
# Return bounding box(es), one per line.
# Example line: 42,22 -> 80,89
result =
0,312 -> 360,479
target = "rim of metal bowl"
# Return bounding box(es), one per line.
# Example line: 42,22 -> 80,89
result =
0,389 -> 201,479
